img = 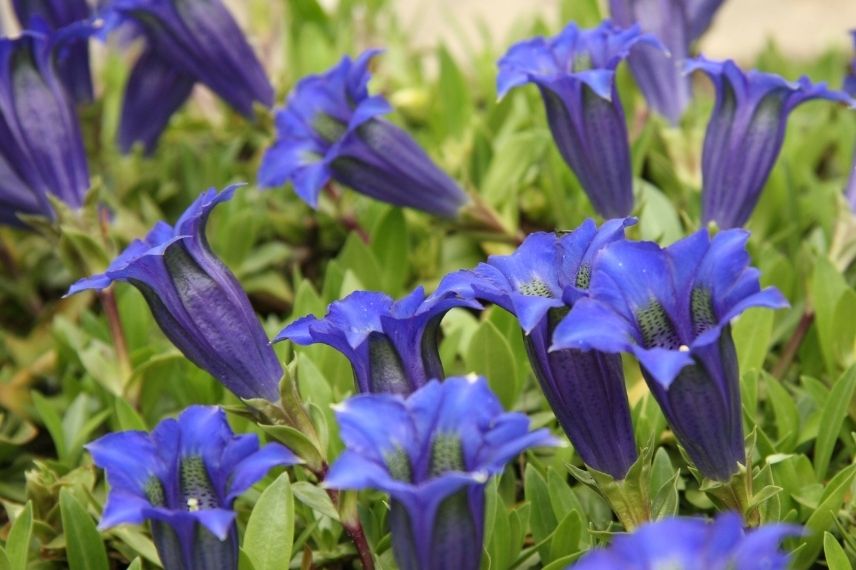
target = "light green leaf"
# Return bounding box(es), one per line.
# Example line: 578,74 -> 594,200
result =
244,474 -> 295,570
6,501 -> 33,569
59,488 -> 109,570
291,481 -> 339,520
814,364 -> 856,479
464,320 -> 519,409
823,532 -> 852,570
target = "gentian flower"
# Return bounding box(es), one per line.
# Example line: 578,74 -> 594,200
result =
0,31 -> 89,227
844,32 -> 856,211
325,376 -> 557,570
687,57 -> 853,228
88,405 -> 300,570
608,0 -> 724,123
99,0 -> 274,153
12,0 -> 94,103
66,186 -> 283,402
258,50 -> 468,218
497,21 -> 660,218
274,286 -> 480,395
553,229 -> 788,481
437,219 -> 637,479
572,512 -> 801,570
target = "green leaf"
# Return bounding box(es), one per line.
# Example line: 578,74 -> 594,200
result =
244,474 -> 295,570
31,392 -> 67,461
824,532 -> 852,570
370,208 -> 409,295
793,463 -> 856,569
113,397 -> 147,431
126,558 -> 142,570
465,320 -> 519,409
732,308 -> 775,373
337,234 -> 384,292
59,488 -> 109,570
810,257 -> 850,373
291,481 -> 339,520
814,364 -> 856,479
6,501 -> 33,569
0,546 -> 10,570
524,465 -> 556,561
763,372 -> 800,451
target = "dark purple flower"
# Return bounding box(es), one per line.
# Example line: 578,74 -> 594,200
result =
572,512 -> 800,570
553,228 -> 788,481
497,21 -> 660,218
259,50 -> 468,218
99,0 -> 273,153
66,186 -> 283,402
274,286 -> 480,395
687,57 -> 853,228
0,31 -> 89,227
88,406 -> 299,570
325,376 -> 557,570
437,219 -> 638,479
12,0 -> 94,103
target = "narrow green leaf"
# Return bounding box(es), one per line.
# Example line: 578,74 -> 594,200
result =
732,308 -> 775,373
0,546 -> 10,570
114,397 -> 147,431
291,481 -> 339,520
823,532 -> 852,570
31,392 -> 67,460
59,488 -> 109,570
126,558 -> 143,570
5,501 -> 33,569
465,320 -> 519,409
244,474 -> 295,570
814,364 -> 856,479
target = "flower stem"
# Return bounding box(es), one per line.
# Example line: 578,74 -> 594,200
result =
323,484 -> 375,570
97,206 -> 133,392
772,310 -> 814,379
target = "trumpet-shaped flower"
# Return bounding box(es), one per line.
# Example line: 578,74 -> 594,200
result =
274,286 -> 479,395
88,406 -> 299,570
259,50 -> 468,217
687,57 -> 852,228
572,512 -> 800,570
99,0 -> 274,153
13,0 -> 94,103
553,229 -> 788,481
497,21 -> 660,218
0,31 -> 89,227
437,219 -> 638,478
325,376 -> 557,570
67,186 -> 283,402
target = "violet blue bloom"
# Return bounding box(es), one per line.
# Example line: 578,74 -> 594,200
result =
571,512 -> 801,570
98,0 -> 274,154
687,57 -> 853,228
609,0 -> 724,123
437,219 -> 637,479
0,31 -> 89,227
553,229 -> 788,481
12,0 -> 93,103
274,286 -> 480,395
325,376 -> 557,570
844,32 -> 856,211
497,21 -> 660,218
66,186 -> 283,402
258,50 -> 468,218
88,406 -> 299,570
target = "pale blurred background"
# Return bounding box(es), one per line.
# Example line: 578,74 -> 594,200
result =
3,0 -> 856,61
391,0 -> 856,59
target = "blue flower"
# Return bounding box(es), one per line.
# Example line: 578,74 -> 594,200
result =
87,406 -> 300,570
66,186 -> 284,402
553,229 -> 788,481
258,50 -> 468,218
608,0 -> 723,123
497,21 -> 660,218
687,57 -> 853,228
325,376 -> 557,570
571,512 -> 800,570
844,32 -> 856,211
274,286 -> 479,395
0,31 -> 89,227
99,0 -> 274,154
13,0 -> 94,103
437,219 -> 638,479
